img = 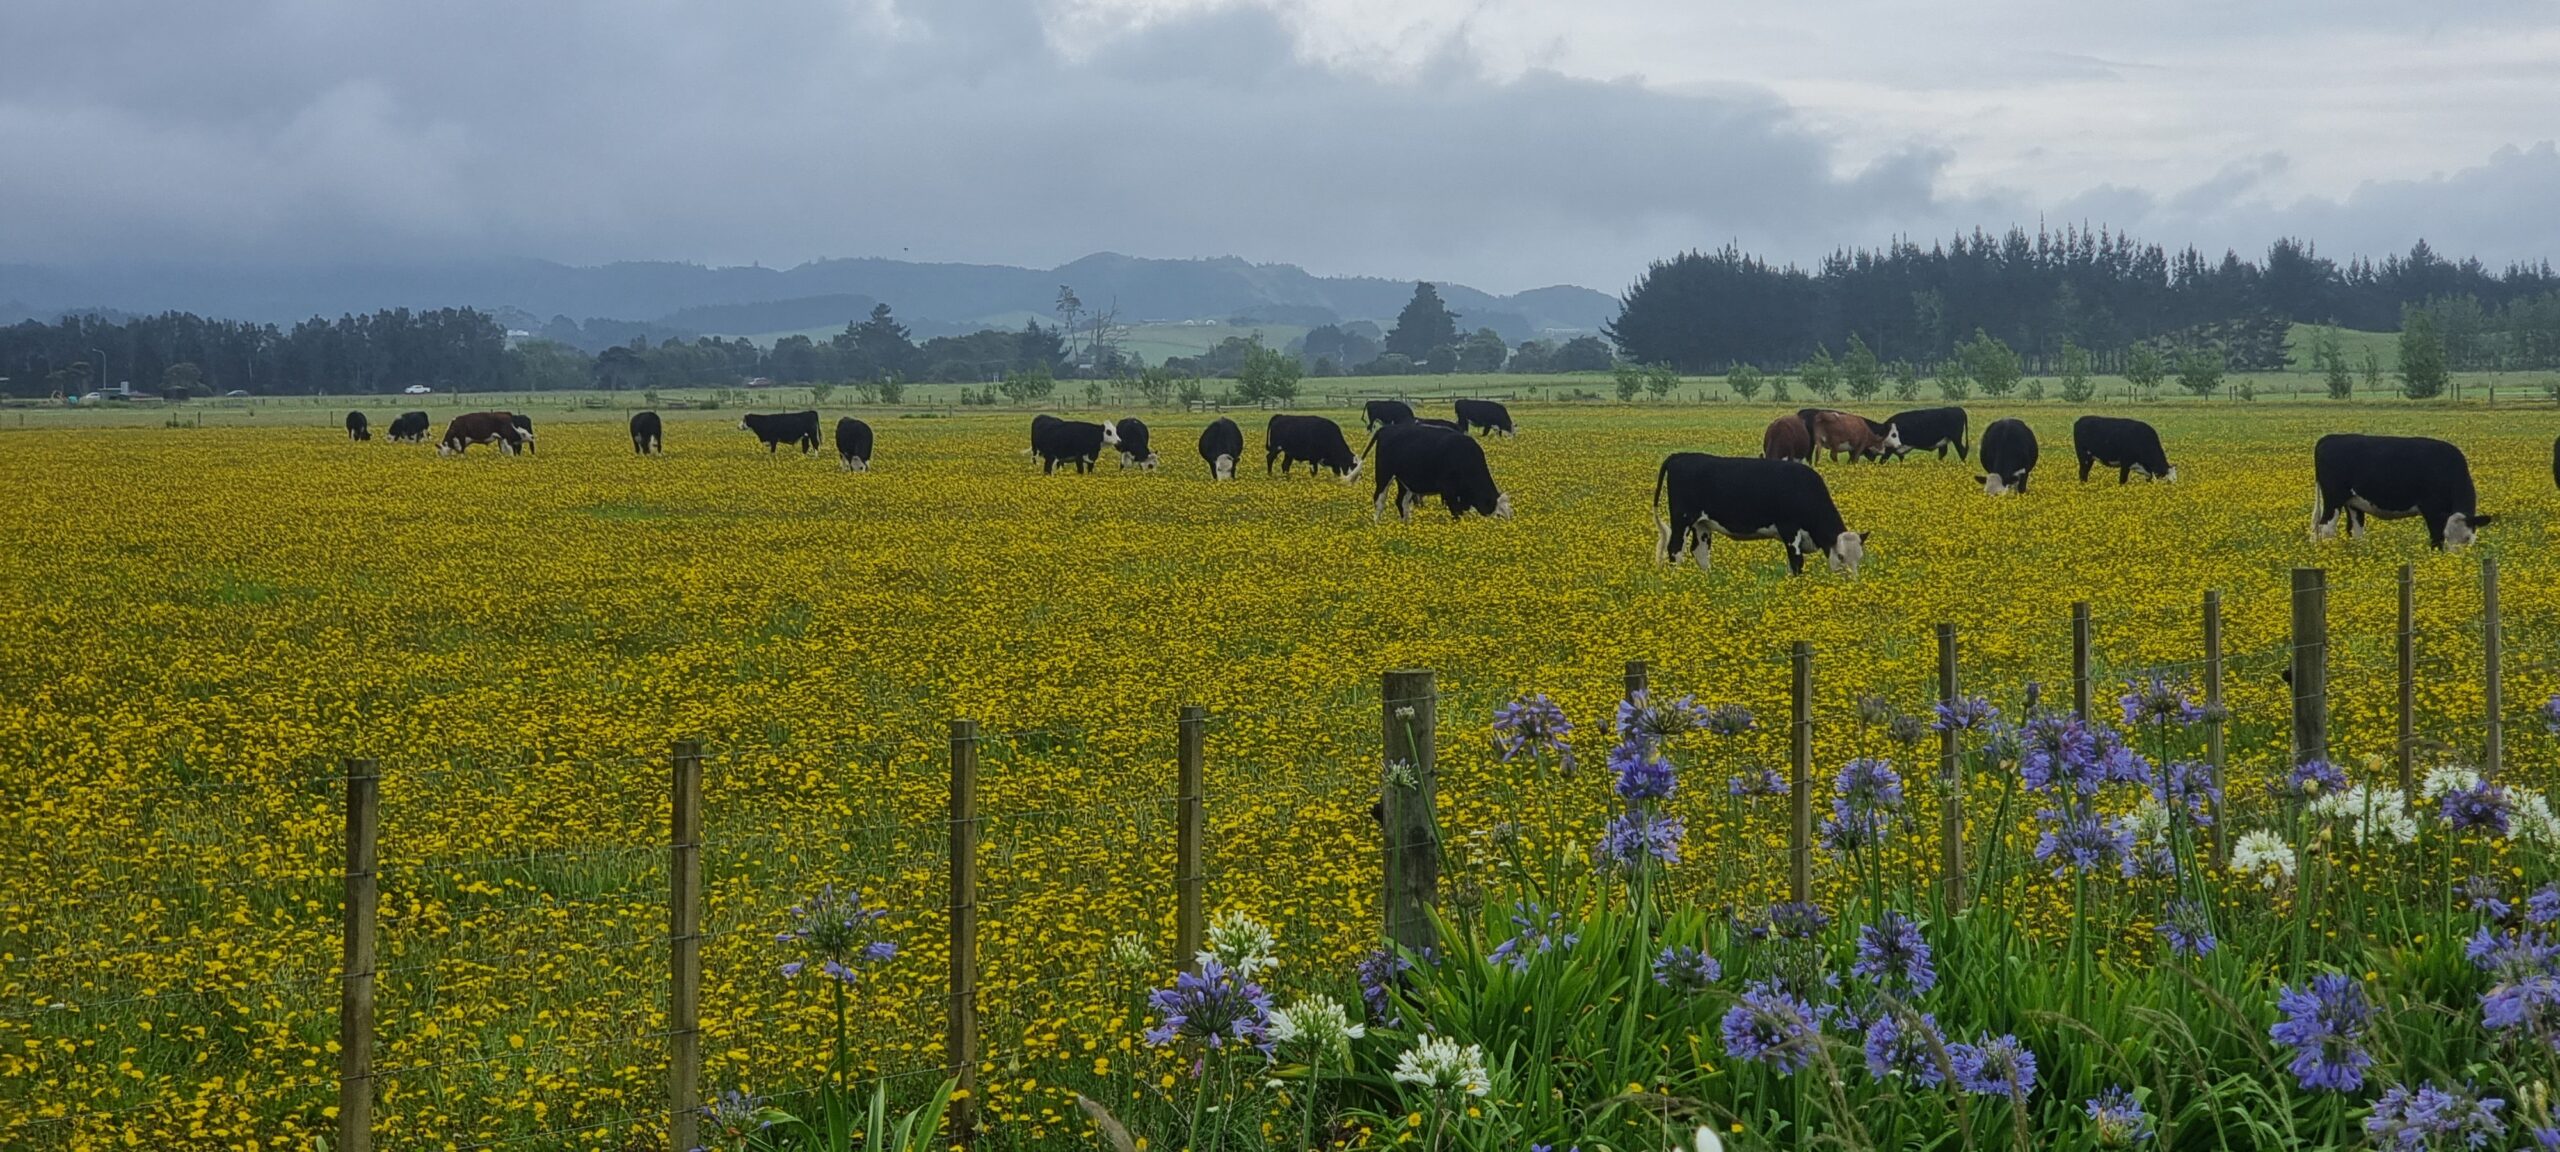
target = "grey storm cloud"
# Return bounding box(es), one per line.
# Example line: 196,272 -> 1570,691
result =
0,0 -> 2554,291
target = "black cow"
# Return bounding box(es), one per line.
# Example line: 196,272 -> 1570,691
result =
345,412 -> 371,442
1883,407 -> 1967,461
739,410 -> 821,454
1198,417 -> 1243,479
1365,399 -> 1416,429
510,413 -> 535,454
2314,434 -> 2492,550
1265,414 -> 1362,479
1978,418 -> 2038,495
1113,418 -> 1159,470
630,411 -> 663,454
1453,399 -> 1515,437
388,411 -> 430,443
1028,414 -> 1117,474
2074,416 -> 2176,484
836,417 -> 874,471
1367,423 -> 1511,521
1651,453 -> 1869,575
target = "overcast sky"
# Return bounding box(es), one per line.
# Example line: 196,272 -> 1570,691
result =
2,0 -> 2555,292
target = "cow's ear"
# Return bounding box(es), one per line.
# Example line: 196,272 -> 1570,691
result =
2470,514 -> 2495,529
1856,531 -> 1870,544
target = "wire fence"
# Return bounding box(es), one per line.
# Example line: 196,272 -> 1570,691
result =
8,558 -> 2558,1148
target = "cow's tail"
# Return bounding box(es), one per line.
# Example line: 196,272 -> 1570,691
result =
1358,432 -> 1379,461
1651,458 -> 1672,530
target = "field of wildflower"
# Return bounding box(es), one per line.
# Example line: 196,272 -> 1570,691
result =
4,399 -> 2559,1150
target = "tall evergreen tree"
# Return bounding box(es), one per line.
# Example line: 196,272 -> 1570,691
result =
1385,282 -> 1461,360
2398,307 -> 2448,399
837,303 -> 916,381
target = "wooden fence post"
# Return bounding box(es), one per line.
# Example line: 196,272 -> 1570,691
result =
947,721 -> 981,1142
338,759 -> 379,1152
2397,564 -> 2415,792
2485,554 -> 2503,779
1382,670 -> 1440,954
1176,706 -> 1206,968
1935,624 -> 1964,911
1624,659 -> 1649,704
2291,568 -> 2329,764
1789,642 -> 1813,904
2071,602 -> 2092,720
668,741 -> 704,1152
2203,591 -> 2227,860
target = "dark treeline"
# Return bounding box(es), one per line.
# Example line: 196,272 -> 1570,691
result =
1609,228 -> 2560,373
1,308 -> 510,397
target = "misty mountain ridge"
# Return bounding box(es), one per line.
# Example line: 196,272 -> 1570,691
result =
0,253 -> 1620,349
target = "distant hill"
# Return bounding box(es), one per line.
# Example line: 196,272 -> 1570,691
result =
0,254 -> 1619,343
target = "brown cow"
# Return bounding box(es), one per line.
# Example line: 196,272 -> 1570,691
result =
439,411 -> 529,456
1762,414 -> 1812,461
1810,410 -> 1900,462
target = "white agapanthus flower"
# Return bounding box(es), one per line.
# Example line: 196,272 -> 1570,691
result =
2230,830 -> 2298,889
1266,994 -> 1365,1062
1199,909 -> 1279,978
1392,1033 -> 1492,1097
2126,794 -> 2173,844
2422,764 -> 2484,801
1105,931 -> 1156,977
2307,785 -> 2419,847
2511,792 -> 2560,844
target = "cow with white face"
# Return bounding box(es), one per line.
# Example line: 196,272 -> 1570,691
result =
2313,433 -> 2492,550
1651,453 -> 1868,576
1977,418 -> 2038,495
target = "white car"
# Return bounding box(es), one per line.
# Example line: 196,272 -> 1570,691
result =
403,384 -> 434,395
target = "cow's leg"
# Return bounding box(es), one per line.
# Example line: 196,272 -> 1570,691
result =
2013,473 -> 2030,495
2078,455 -> 2094,482
1397,486 -> 1418,522
2424,513 -> 2446,550
2118,463 -> 2132,485
1784,540 -> 1806,575
1692,527 -> 1712,572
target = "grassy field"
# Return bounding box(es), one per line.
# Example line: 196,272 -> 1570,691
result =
5,401 -> 2559,1148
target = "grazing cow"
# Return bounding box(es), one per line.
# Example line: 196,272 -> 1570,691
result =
388,411 -> 430,443
1453,399 -> 1515,437
1651,453 -> 1869,575
630,411 -> 663,454
1977,418 -> 2038,494
1265,414 -> 1362,479
345,412 -> 371,442
1198,417 -> 1243,479
1762,414 -> 1814,462
1364,399 -> 1416,429
1413,417 -> 1464,433
1809,410 -> 1900,462
739,410 -> 821,454
1883,407 -> 1968,461
2313,434 -> 2492,550
1113,417 -> 1159,470
1367,423 -> 1511,521
2074,416 -> 2177,484
509,413 -> 535,454
1028,414 -> 1118,474
835,417 -> 874,471
438,411 -> 527,456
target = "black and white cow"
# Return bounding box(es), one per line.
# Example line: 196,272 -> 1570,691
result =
1977,418 -> 2039,495
1265,414 -> 1362,479
509,413 -> 535,454
346,411 -> 371,441
835,417 -> 874,471
1883,407 -> 1967,461
1113,417 -> 1159,470
1367,423 -> 1511,521
2073,416 -> 2176,484
1198,417 -> 1243,479
1651,453 -> 1869,575
630,411 -> 663,454
1364,399 -> 1416,429
1028,414 -> 1118,474
740,410 -> 821,454
388,411 -> 431,443
1453,398 -> 1515,437
2313,434 -> 2492,550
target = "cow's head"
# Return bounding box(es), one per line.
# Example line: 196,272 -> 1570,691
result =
1103,422 -> 1123,446
1981,472 -> 2011,496
1881,424 -> 1904,452
1799,528 -> 1868,574
1338,460 -> 1362,483
1492,492 -> 1514,518
735,417 -> 751,431
2446,512 -> 2493,549
2132,462 -> 2177,482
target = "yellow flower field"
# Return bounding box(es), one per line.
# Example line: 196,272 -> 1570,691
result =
2,402 -> 2554,1149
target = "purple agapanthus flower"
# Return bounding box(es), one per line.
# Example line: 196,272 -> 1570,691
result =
1652,945 -> 1722,994
2157,898 -> 2217,958
775,885 -> 898,984
2035,808 -> 2135,876
2085,1087 -> 2155,1146
1597,810 -> 1685,874
2278,758 -> 2350,800
2462,876 -> 2514,920
1770,901 -> 1832,940
2153,759 -> 2222,827
1355,948 -> 1409,1026
2364,1081 -> 2506,1151
1721,984 -> 1824,1075
2543,693 -> 2560,736
1728,765 -> 1787,798
1610,741 -> 1678,802
2530,887 -> 2560,926
1933,695 -> 1998,733
1863,1011 -> 1947,1086
1856,696 -> 1898,726
1492,693 -> 1576,772
1144,958 -> 1272,1053
2443,782 -> 2514,836
1489,902 -> 1580,971
1824,758 -> 1903,851
2120,673 -> 2207,728
2470,926 -> 2560,1037
2020,715 -> 2109,796
1853,911 -> 1936,995
2269,972 -> 2374,1093
1702,703 -> 1757,737
1618,691 -> 1712,743
1949,1034 -> 2037,1098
